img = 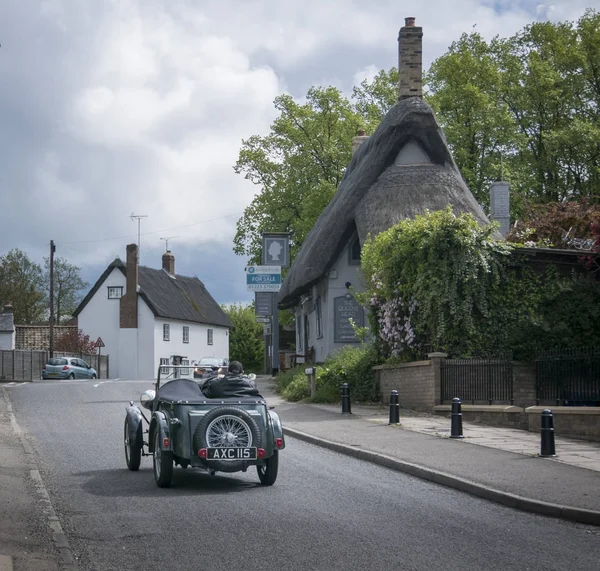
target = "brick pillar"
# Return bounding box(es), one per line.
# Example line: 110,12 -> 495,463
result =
120,244 -> 139,329
162,250 -> 175,276
398,17 -> 423,101
428,352 -> 448,405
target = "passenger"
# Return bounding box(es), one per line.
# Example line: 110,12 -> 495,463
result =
202,361 -> 261,399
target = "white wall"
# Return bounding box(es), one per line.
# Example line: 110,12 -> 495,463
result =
295,241 -> 366,362
77,268 -> 126,377
118,329 -> 138,379
153,318 -> 229,373
0,331 -> 14,350
137,300 -> 155,380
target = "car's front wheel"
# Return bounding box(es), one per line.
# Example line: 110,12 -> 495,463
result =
257,450 -> 279,486
153,429 -> 173,488
124,419 -> 141,471
91,373 -> 97,379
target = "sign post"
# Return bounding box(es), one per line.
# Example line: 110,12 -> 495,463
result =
95,336 -> 105,356
261,233 -> 290,376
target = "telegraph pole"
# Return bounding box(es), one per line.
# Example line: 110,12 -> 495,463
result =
49,240 -> 56,358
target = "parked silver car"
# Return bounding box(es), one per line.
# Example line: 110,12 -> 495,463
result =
42,357 -> 97,380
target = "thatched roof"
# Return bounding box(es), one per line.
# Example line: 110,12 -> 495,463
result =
278,97 -> 496,308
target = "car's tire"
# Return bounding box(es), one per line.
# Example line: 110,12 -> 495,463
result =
68,373 -> 75,379
193,406 -> 262,473
91,373 -> 97,379
257,450 -> 279,486
153,429 -> 173,488
124,419 -> 141,471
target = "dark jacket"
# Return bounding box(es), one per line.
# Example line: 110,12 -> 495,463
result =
202,374 -> 262,399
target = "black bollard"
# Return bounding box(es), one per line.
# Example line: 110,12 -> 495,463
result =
450,397 -> 464,439
341,383 -> 352,414
540,409 -> 556,457
389,390 -> 400,424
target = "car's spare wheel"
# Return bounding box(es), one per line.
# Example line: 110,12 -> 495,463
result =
193,406 -> 262,473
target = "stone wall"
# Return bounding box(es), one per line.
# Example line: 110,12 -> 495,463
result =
15,326 -> 78,350
526,406 -> 600,442
374,359 -> 437,411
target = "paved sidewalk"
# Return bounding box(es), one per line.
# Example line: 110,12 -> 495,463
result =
0,387 -> 66,571
258,378 -> 600,526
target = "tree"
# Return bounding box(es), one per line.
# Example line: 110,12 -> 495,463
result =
425,32 -> 517,207
222,303 -> 264,373
233,87 -> 363,265
43,257 -> 88,324
0,249 -> 45,324
352,67 -> 398,129
55,329 -> 97,354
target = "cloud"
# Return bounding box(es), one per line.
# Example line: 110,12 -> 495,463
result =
1,0 -> 599,306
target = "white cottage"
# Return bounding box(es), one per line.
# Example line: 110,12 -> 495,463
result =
278,18 -> 496,363
0,304 -> 15,350
73,244 -> 232,379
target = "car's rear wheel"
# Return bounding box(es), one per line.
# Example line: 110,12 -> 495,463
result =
153,429 -> 173,488
193,407 -> 261,473
124,419 -> 141,471
257,450 -> 279,486
68,373 -> 75,379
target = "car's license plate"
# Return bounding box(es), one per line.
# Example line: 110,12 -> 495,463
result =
207,447 -> 257,460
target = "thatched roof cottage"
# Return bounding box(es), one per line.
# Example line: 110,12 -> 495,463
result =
278,17 -> 495,363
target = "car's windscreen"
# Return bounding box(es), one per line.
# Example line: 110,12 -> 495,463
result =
198,358 -> 221,367
48,358 -> 68,366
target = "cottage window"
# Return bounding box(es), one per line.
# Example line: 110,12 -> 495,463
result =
207,329 -> 214,345
348,235 -> 361,266
107,286 -> 123,299
163,324 -> 170,341
181,358 -> 190,376
183,326 -> 189,344
160,357 -> 169,374
316,298 -> 323,339
296,315 -> 303,350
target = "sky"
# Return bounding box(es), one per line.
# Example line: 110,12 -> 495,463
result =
1,0 -> 598,307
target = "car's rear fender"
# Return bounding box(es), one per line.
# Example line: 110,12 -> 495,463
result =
125,405 -> 143,447
149,411 -> 171,454
268,410 -> 285,450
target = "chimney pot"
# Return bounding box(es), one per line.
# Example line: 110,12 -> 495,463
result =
3,303 -> 13,313
357,129 -> 366,136
405,17 -> 416,27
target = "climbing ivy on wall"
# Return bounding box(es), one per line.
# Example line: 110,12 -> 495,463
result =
360,207 -> 600,361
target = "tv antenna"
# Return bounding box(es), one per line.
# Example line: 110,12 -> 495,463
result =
130,213 -> 148,251
160,236 -> 179,252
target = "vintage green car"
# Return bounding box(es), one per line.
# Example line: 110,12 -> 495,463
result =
124,367 -> 285,488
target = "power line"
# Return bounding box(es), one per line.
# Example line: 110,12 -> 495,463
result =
58,210 -> 244,246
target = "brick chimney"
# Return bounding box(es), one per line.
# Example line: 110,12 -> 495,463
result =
162,250 -> 175,276
398,17 -> 423,101
352,129 -> 369,156
120,243 -> 139,329
490,181 -> 511,237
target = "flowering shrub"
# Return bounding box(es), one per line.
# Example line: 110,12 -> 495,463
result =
361,207 -> 512,358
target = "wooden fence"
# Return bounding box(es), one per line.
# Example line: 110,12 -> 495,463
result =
0,350 -> 109,381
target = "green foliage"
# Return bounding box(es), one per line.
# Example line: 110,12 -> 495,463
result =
317,344 -> 381,403
362,208 -> 600,360
0,249 -> 45,324
362,207 -> 512,357
221,303 -> 264,373
233,87 -> 363,265
43,257 -> 88,324
274,344 -> 381,403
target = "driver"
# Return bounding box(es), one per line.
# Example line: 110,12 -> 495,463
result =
202,361 -> 262,399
